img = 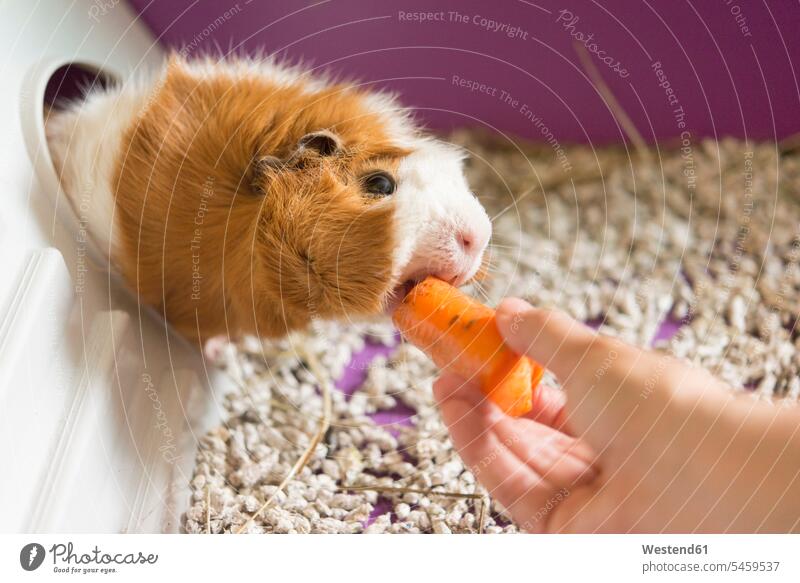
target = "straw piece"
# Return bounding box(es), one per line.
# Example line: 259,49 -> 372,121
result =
338,485 -> 491,534
206,485 -> 211,534
234,346 -> 333,534
573,41 -> 650,162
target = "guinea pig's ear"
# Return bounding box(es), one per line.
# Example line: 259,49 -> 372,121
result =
296,130 -> 342,157
249,155 -> 282,195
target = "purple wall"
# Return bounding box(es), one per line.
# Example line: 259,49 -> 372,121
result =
127,0 -> 800,143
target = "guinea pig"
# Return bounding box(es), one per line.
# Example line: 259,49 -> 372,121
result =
45,55 -> 491,344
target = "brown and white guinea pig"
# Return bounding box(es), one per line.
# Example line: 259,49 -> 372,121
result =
45,55 -> 491,344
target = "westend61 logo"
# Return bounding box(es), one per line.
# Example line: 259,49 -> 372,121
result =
19,542 -> 158,575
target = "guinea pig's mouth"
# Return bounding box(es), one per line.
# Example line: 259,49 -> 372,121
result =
384,261 -> 486,314
383,272 -> 475,314
384,279 -> 418,313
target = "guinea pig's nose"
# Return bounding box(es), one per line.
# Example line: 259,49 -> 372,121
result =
457,231 -> 472,251
456,228 -> 485,257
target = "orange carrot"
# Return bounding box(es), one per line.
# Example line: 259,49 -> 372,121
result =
392,277 -> 544,417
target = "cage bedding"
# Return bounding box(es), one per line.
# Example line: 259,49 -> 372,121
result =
184,130 -> 800,534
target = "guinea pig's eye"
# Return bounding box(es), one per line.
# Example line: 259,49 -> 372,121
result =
362,172 -> 396,197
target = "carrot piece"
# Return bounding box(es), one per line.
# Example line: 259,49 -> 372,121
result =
392,277 -> 544,417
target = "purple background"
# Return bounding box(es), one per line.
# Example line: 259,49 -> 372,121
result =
127,0 -> 800,143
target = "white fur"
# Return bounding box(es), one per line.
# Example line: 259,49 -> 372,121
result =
45,75 -> 154,260
46,57 -> 491,287
391,139 -> 491,286
181,55 -> 329,93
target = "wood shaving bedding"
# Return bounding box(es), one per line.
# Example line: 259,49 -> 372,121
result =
183,130 -> 800,534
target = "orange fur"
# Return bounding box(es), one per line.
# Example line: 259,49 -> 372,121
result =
113,57 -> 410,343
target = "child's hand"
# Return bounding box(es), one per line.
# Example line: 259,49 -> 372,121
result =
433,298 -> 800,532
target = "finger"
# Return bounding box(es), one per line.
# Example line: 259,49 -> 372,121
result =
432,371 -> 480,405
495,298 -> 599,380
435,373 -> 597,481
495,298 -> 656,448
437,393 -> 564,526
545,482 -> 600,533
546,481 -> 630,533
434,371 -> 569,431
490,414 -> 598,489
526,382 -> 569,430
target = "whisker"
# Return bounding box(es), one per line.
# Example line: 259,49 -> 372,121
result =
471,287 -> 491,303
470,280 -> 493,303
484,263 -> 518,275
487,243 -> 522,250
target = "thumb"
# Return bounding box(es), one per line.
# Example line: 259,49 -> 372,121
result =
495,298 -> 667,452
495,298 -> 598,381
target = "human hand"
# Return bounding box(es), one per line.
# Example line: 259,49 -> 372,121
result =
433,298 -> 800,532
